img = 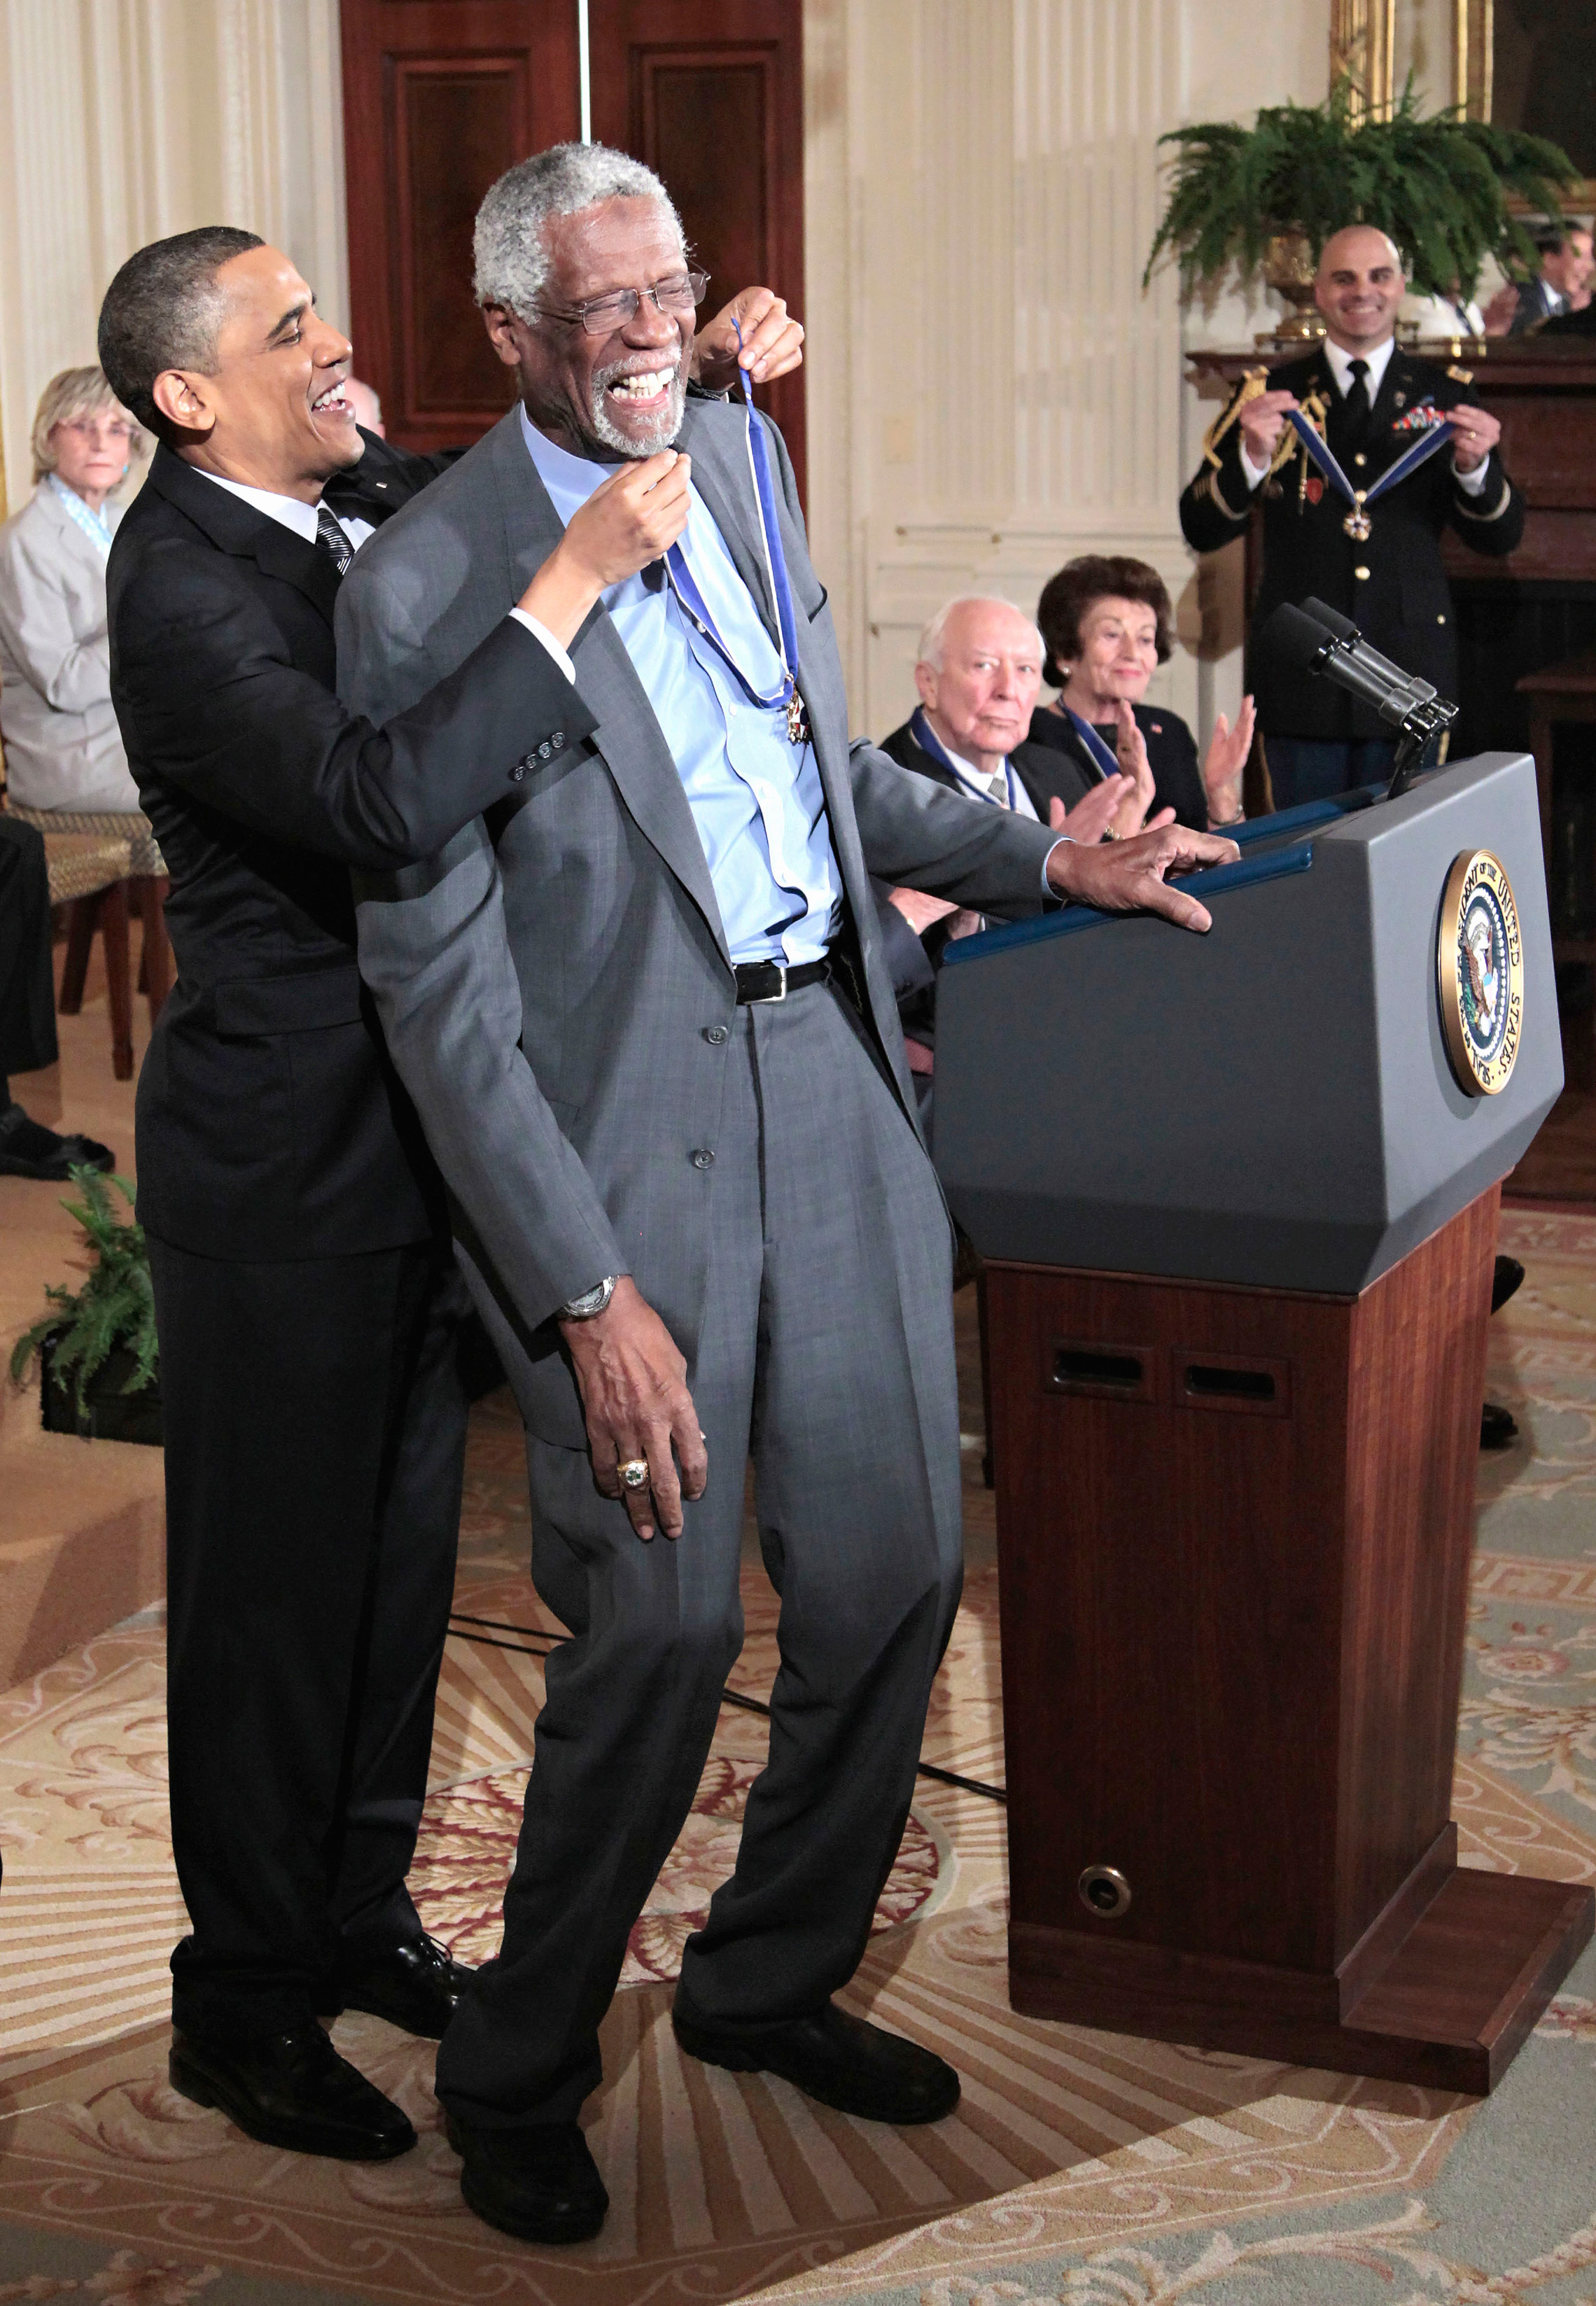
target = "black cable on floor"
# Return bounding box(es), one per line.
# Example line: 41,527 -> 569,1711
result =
447,1614 -> 1008,1805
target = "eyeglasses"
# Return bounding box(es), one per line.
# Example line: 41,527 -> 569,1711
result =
58,417 -> 139,443
533,270 -> 709,337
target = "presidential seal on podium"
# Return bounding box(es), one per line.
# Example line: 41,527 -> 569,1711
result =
1438,848 -> 1522,1096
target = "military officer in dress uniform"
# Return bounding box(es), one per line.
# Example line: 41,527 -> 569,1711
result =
1180,225 -> 1525,811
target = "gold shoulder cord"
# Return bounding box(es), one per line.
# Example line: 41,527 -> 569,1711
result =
1289,386 -> 1330,506
1200,366 -> 1270,469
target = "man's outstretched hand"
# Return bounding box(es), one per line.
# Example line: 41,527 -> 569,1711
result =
694,287 -> 806,391
560,1277 -> 708,1542
1046,821 -> 1240,933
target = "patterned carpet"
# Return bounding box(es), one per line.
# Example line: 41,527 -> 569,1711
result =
0,1215 -> 1592,2306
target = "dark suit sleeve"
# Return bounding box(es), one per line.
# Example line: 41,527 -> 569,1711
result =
110,537 -> 597,872
1180,389 -> 1259,555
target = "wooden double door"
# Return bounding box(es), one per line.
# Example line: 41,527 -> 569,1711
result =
340,0 -> 806,494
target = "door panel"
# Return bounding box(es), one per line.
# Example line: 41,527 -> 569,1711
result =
342,2 -> 580,453
590,0 -> 806,503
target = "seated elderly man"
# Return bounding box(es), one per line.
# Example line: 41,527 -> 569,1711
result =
874,594 -> 1146,1091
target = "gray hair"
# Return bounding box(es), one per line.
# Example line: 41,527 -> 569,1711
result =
31,366 -> 143,482
918,595 -> 1045,671
98,226 -> 264,435
474,142 -> 683,317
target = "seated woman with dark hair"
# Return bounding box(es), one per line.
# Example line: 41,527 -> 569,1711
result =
1029,554 -> 1253,834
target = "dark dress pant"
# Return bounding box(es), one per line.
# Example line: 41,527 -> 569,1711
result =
435,980 -> 965,2127
148,1232 -> 469,2044
0,816 -> 59,1077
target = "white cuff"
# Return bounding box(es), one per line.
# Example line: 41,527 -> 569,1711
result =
1238,440 -> 1270,492
507,606 -> 577,684
1042,835 -> 1073,897
1452,454 -> 1490,497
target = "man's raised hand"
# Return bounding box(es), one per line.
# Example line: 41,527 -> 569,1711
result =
517,452 -> 692,645
1238,389 -> 1299,469
1046,820 -> 1240,934
694,287 -> 805,391
560,1277 -> 708,1543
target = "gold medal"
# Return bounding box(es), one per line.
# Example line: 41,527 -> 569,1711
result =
1343,492 -> 1371,541
786,692 -> 808,745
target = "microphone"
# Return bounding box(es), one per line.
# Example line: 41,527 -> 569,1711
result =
1262,598 -> 1459,799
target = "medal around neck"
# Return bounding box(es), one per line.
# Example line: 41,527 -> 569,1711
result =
1437,849 -> 1522,1096
1286,407 -> 1456,540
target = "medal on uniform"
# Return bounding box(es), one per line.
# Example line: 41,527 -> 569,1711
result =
1286,407 -> 1458,542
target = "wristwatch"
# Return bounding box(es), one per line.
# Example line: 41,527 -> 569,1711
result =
558,1275 -> 619,1320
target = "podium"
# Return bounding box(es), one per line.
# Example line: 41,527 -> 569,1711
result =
934,751 -> 1593,2093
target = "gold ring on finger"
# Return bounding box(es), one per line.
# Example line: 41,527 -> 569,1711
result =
618,1459 -> 650,1490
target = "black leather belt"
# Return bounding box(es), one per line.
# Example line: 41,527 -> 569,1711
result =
734,954 -> 833,1005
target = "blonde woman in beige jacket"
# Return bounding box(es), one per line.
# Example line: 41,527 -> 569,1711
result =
0,367 -> 144,812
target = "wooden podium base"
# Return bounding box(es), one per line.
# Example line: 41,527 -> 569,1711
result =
1013,1854 -> 1591,2096
986,1192 -> 1594,2096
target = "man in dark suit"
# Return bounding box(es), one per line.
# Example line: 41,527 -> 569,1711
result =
97,223 -> 711,2163
1180,225 -> 1525,810
1507,223 -> 1592,333
872,594 -> 1127,1086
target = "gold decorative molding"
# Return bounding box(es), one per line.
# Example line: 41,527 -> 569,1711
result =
1455,0 -> 1492,118
1330,0 -> 1396,119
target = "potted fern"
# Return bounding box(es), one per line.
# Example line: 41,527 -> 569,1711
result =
9,1166 -> 162,1445
1144,79 -> 1578,333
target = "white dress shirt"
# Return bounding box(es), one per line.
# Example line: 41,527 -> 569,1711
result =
1239,333 -> 1488,496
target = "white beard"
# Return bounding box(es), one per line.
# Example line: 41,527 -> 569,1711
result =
589,358 -> 687,457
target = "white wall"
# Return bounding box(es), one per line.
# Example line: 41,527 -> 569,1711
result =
804,0 -> 1328,743
0,0 -> 348,514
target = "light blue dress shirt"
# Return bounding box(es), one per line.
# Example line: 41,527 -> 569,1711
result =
520,407 -> 841,966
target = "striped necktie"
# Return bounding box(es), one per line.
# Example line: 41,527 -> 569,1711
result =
986,773 -> 1010,806
314,503 -> 352,575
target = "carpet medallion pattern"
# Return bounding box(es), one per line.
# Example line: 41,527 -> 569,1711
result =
0,1220 -> 1591,2306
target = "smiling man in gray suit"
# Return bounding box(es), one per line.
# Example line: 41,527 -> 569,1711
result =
340,142 -> 1232,2245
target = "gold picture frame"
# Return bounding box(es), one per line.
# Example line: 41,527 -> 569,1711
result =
1453,0 -> 1596,204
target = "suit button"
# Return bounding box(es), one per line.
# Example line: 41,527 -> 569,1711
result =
538,741 -> 552,760
553,732 -> 565,749
1353,565 -> 1371,581
510,763 -> 527,783
1353,452 -> 1367,467
1437,613 -> 1447,624
704,1024 -> 729,1044
691,1148 -> 715,1169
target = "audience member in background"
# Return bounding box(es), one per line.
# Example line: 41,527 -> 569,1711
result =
0,368 -> 145,813
346,377 -> 385,435
1180,225 -> 1522,809
874,594 -> 1131,1090
1028,556 -> 1253,834
0,816 -> 114,1178
1506,223 -> 1593,333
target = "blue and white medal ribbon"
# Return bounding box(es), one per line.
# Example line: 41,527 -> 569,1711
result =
1287,407 -> 1457,540
1063,709 -> 1122,784
662,321 -> 808,743
909,706 -> 1018,806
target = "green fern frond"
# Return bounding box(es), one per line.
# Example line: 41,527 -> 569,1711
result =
7,1167 -> 159,1427
1144,76 -> 1578,302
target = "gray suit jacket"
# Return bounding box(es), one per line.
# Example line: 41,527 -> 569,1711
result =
340,398 -> 1058,1444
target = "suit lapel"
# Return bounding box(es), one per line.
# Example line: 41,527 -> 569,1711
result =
677,402 -> 781,651
489,413 -> 730,963
148,446 -> 340,625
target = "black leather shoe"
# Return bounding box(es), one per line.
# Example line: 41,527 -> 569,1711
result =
333,1933 -> 472,2039
0,1104 -> 114,1180
1492,1255 -> 1526,1315
169,2024 -> 416,2160
445,2113 -> 608,2243
1481,1400 -> 1519,1451
672,1999 -> 960,2125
